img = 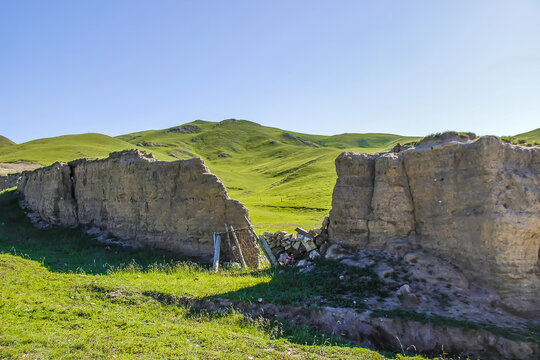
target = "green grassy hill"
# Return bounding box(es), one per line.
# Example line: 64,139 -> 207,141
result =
0,135 -> 15,147
500,128 -> 540,146
5,121 -> 536,233
513,128 -> 540,145
117,120 -> 419,232
0,133 -> 143,164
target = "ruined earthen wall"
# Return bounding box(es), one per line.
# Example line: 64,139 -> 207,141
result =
18,150 -> 258,266
0,173 -> 23,192
329,136 -> 539,311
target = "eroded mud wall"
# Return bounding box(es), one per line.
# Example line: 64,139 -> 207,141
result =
18,150 -> 258,266
329,136 -> 539,312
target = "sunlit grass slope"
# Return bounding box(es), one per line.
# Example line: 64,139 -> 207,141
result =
0,133 -> 143,164
117,120 -> 419,233
512,128 -> 540,145
0,135 -> 15,147
1,189 -> 430,360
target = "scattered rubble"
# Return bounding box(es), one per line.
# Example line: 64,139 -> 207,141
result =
260,225 -> 537,347
26,211 -> 52,229
0,172 -> 23,191
19,200 -> 141,248
84,227 -> 141,248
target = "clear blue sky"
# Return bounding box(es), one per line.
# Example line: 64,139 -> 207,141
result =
1,0 -> 539,143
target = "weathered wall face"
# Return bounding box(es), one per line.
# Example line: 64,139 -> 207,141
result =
0,173 -> 23,192
329,136 -> 539,313
17,163 -> 77,226
18,150 -> 258,266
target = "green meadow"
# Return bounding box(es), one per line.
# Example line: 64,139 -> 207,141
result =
0,188 -> 433,360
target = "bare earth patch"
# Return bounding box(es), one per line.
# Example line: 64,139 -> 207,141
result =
0,163 -> 41,176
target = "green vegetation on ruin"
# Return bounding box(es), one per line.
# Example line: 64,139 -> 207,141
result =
1,188 -> 433,359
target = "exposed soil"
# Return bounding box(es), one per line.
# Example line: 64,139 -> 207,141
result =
0,163 -> 41,176
135,290 -> 539,360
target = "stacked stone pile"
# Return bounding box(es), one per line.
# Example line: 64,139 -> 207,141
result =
261,218 -> 330,265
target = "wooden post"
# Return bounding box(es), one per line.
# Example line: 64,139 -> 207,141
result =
224,223 -> 233,261
213,233 -> 221,272
229,225 -> 247,268
244,215 -> 277,266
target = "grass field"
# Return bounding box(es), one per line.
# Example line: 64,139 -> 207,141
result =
0,188 -> 433,360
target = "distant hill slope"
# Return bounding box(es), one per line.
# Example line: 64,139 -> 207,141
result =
512,128 -> 540,145
0,133 -> 142,165
116,120 -> 419,232
0,135 -> 15,147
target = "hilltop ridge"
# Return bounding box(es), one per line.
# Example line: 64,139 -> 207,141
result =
116,119 -> 419,160
0,133 -> 142,164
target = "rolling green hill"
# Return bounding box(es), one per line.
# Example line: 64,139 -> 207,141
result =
3,120 -> 535,233
0,135 -> 15,147
117,120 -> 419,232
0,133 -> 144,165
512,128 -> 540,145
499,128 -> 540,146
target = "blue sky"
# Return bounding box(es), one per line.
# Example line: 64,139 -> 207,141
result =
1,0 -> 539,143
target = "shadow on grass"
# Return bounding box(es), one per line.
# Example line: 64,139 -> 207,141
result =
146,289 -> 355,348
0,189 -> 189,274
216,259 -> 392,310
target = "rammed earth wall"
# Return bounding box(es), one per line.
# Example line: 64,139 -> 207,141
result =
329,136 -> 540,316
18,150 -> 258,266
0,173 -> 22,192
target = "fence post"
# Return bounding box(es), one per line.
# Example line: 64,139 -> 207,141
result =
229,225 -> 247,268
